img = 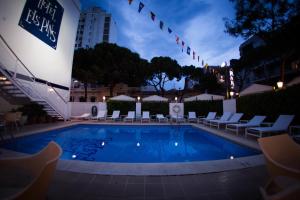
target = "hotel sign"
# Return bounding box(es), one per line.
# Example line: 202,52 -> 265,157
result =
19,0 -> 64,49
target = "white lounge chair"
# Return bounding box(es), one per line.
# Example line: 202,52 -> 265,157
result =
107,110 -> 120,121
141,111 -> 150,123
71,113 -> 91,120
156,114 -> 168,123
91,110 -> 107,121
124,111 -> 135,123
226,115 -> 266,135
198,112 -> 217,124
203,112 -> 232,126
246,115 -> 295,138
188,112 -> 197,123
210,113 -> 243,129
170,114 -> 185,123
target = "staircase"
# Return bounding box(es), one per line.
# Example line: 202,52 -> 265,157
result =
0,35 -> 67,121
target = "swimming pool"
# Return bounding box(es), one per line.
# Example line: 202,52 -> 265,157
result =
1,125 -> 259,163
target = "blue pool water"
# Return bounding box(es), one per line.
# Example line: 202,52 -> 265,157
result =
1,125 -> 259,163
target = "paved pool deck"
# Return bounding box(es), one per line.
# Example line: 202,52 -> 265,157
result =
0,121 -> 269,199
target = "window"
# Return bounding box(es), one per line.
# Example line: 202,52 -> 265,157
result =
70,96 -> 75,102
79,96 -> 85,102
90,96 -> 96,102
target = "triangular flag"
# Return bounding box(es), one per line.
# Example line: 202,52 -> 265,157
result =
193,51 -> 195,59
168,28 -> 172,34
181,41 -> 185,52
138,2 -> 144,13
159,21 -> 164,30
128,0 -> 134,5
175,35 -> 179,44
150,12 -> 155,21
187,47 -> 191,55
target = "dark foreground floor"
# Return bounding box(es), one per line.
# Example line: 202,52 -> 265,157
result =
48,165 -> 268,200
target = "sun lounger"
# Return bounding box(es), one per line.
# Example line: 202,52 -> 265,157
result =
198,112 -> 217,124
209,113 -> 243,129
107,110 -> 120,121
187,112 -> 197,123
141,111 -> 150,123
0,141 -> 62,200
124,111 -> 135,123
204,112 -> 232,126
91,110 -> 107,121
170,114 -> 185,123
71,113 -> 91,120
156,114 -> 168,123
246,115 -> 294,138
226,115 -> 266,135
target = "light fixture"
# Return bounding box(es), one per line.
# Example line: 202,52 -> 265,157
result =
175,96 -> 178,102
174,142 -> 178,147
48,88 -> 54,92
137,96 -> 140,102
0,76 -> 7,81
277,81 -> 283,89
137,142 -> 140,147
230,91 -> 234,97
72,154 -> 77,159
101,141 -> 105,146
102,96 -> 106,102
230,156 -> 234,160
221,62 -> 226,68
235,92 -> 239,96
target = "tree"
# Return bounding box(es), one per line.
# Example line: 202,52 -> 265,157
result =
72,48 -> 97,102
224,0 -> 299,39
93,43 -> 148,96
147,56 -> 181,96
224,0 -> 300,84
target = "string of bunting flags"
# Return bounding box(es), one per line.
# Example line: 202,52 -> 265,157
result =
127,0 -> 204,66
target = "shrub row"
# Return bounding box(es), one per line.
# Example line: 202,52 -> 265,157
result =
107,101 -> 136,115
237,84 -> 300,124
142,102 -> 169,115
184,100 -> 223,116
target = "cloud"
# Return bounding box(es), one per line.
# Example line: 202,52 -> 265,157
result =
81,0 -> 244,89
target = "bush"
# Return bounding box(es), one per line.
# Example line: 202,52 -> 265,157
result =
184,100 -> 223,116
142,102 -> 169,115
107,101 -> 136,115
237,84 -> 300,123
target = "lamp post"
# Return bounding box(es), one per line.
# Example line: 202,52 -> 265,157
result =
102,96 -> 106,102
137,96 -> 140,102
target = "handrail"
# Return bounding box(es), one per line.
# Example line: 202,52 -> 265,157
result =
0,34 -> 68,104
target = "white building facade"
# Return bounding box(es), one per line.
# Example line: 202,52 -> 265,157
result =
75,7 -> 117,49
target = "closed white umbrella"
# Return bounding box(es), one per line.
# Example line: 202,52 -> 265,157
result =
142,95 -> 168,102
240,84 -> 273,96
184,93 -> 224,102
109,95 -> 135,101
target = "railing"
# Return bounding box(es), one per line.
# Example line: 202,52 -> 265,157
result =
0,34 -> 68,119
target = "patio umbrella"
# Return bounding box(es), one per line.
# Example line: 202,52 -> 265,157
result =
240,84 -> 273,96
109,95 -> 135,101
184,93 -> 224,102
142,95 -> 168,102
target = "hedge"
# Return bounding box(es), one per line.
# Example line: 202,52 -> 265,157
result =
184,100 -> 223,117
142,102 -> 169,115
237,84 -> 300,124
107,101 -> 136,115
